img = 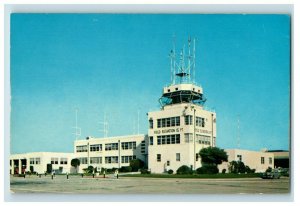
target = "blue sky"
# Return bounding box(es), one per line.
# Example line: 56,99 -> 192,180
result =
10,14 -> 290,153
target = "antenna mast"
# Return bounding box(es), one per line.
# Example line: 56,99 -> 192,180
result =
99,113 -> 109,137
137,109 -> 140,134
237,114 -> 240,149
72,108 -> 81,140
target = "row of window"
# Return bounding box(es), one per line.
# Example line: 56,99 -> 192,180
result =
157,116 -> 180,128
152,115 -> 206,128
29,158 -> 41,165
51,157 -> 68,165
185,115 -> 205,127
157,153 -> 201,163
261,157 -> 273,165
121,142 -> 136,150
149,134 -> 211,146
157,153 -> 181,162
237,155 -> 273,165
76,142 -> 138,153
195,134 -> 211,145
77,155 -> 137,164
157,134 -> 180,145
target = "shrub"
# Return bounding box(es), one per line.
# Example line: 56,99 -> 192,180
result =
222,169 -> 226,174
196,164 -> 219,174
130,159 -> 145,172
168,169 -> 174,174
176,165 -> 192,175
119,166 -> 132,173
140,169 -> 151,174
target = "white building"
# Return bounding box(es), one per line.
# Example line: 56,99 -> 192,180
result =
9,38 -> 277,175
147,39 -> 216,173
218,149 -> 274,173
10,152 -> 74,175
74,134 -> 147,173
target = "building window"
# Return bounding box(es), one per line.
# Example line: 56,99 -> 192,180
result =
149,136 -> 153,145
261,157 -> 265,164
121,142 -> 136,150
157,116 -> 180,128
196,154 -> 199,161
269,157 -> 273,164
157,154 -> 161,162
184,133 -> 193,143
196,117 -> 205,127
176,153 -> 180,161
121,155 -> 136,163
157,119 -> 161,128
60,158 -> 68,165
237,155 -> 242,162
167,161 -> 170,166
185,115 -> 193,125
105,156 -> 118,164
78,157 -> 88,164
51,158 -> 59,164
196,134 -> 211,145
35,158 -> 41,165
90,144 -> 102,152
157,134 -> 180,145
105,143 -> 118,151
76,145 -> 88,153
141,141 -> 146,154
30,158 -> 35,165
149,119 -> 153,129
90,157 -> 102,164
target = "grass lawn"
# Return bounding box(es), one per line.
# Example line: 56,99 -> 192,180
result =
122,173 -> 262,178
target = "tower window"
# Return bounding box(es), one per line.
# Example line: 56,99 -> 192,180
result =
176,153 -> 180,161
168,89 -> 170,92
167,161 -> 170,166
149,136 -> 153,145
175,88 -> 178,91
185,115 -> 193,125
157,154 -> 161,162
149,119 -> 153,129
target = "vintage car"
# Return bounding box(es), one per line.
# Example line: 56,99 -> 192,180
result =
261,169 -> 281,179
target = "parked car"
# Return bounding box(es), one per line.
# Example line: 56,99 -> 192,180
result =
261,169 -> 281,179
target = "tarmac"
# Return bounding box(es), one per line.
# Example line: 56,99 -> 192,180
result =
10,174 -> 290,194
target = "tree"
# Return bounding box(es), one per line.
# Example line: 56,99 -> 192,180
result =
196,164 -> 219,174
83,166 -> 94,174
199,147 -> 228,165
197,147 -> 228,174
176,165 -> 192,175
229,161 -> 254,174
130,159 -> 145,172
71,158 -> 80,173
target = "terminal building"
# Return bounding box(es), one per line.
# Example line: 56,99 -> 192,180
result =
218,149 -> 274,173
9,38 -> 283,175
74,135 -> 147,173
10,152 -> 74,175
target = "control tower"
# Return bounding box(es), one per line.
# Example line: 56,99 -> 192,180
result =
148,37 -> 217,173
159,37 -> 206,108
